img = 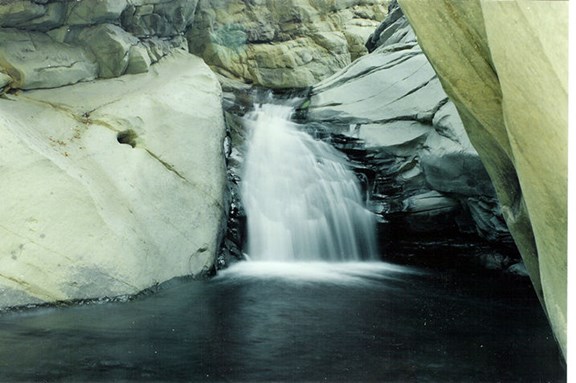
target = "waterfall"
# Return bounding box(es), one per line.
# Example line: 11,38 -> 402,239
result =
241,103 -> 377,262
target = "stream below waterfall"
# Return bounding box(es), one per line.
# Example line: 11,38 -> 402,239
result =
0,101 -> 565,382
0,261 -> 564,382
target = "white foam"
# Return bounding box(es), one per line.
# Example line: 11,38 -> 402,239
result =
241,104 -> 377,262
216,261 -> 421,286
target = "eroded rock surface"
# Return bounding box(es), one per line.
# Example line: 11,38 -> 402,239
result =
0,28 -> 98,89
187,0 -> 389,88
0,51 -> 227,307
0,0 -> 389,91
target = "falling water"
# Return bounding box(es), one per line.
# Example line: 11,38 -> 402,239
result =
241,103 -> 377,262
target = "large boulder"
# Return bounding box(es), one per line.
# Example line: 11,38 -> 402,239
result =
187,0 -> 389,88
0,51 -> 228,308
63,23 -> 141,78
398,0 -> 568,358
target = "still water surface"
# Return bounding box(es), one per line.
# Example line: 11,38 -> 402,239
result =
0,261 -> 565,382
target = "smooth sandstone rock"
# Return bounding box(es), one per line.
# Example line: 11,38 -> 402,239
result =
399,0 -> 568,357
0,51 -> 227,308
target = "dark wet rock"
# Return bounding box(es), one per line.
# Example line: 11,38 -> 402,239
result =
304,2 -> 509,248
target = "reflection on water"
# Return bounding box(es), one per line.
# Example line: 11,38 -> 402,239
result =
0,261 -> 565,382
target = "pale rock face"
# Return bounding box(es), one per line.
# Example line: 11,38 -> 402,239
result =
0,51 -> 228,308
399,0 -> 568,357
187,0 -> 389,88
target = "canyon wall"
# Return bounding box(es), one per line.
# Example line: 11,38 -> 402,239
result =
0,1 -> 566,363
187,0 -> 390,88
398,0 -> 568,357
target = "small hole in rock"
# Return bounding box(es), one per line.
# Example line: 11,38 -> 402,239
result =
117,130 -> 138,148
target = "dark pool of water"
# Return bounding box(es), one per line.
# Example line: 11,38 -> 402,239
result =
0,261 -> 565,382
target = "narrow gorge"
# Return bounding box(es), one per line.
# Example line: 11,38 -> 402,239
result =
0,0 -> 568,381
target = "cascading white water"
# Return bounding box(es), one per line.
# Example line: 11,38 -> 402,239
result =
241,103 -> 377,262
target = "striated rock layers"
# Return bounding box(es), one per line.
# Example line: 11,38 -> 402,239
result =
187,0 -> 389,88
305,2 -> 513,256
0,1 -> 229,308
398,0 -> 568,357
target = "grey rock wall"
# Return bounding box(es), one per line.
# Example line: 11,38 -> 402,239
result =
187,0 -> 389,88
0,0 -> 389,91
305,3 -> 514,253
